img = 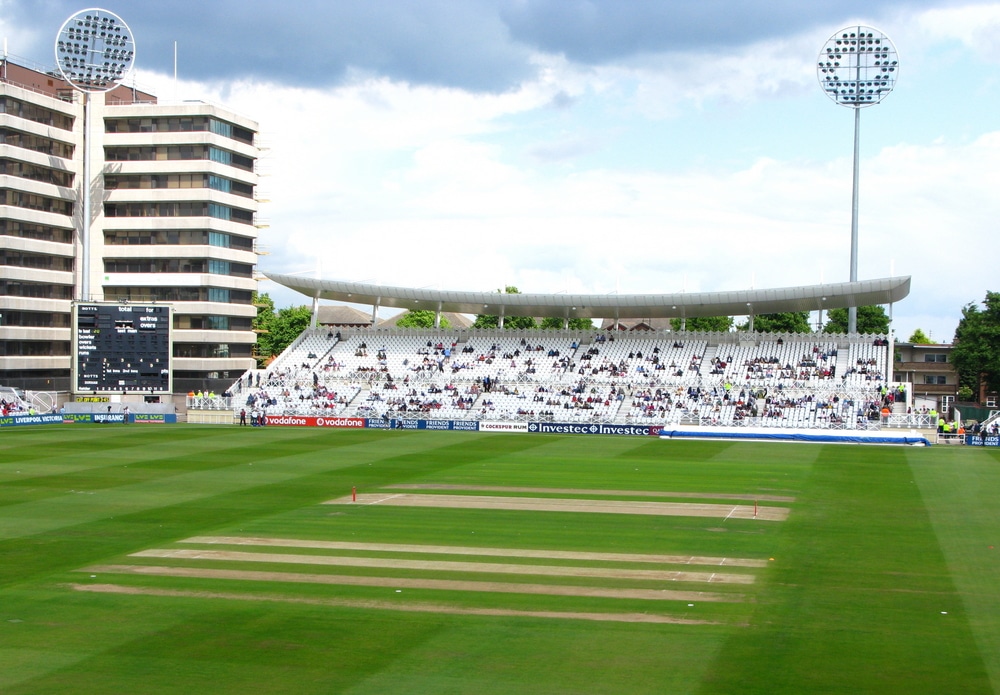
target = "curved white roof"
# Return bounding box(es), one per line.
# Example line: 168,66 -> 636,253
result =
266,273 -> 911,321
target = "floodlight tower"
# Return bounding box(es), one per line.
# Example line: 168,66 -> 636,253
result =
817,26 -> 897,333
54,8 -> 136,301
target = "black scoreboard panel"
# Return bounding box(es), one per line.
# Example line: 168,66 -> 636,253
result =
75,303 -> 171,393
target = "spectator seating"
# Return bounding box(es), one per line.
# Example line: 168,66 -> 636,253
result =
220,328 -> 896,429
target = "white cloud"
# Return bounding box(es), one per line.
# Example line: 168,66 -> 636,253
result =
130,3 -> 1000,345
915,2 -> 1000,60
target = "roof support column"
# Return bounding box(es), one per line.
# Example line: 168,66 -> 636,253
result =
371,296 -> 381,326
498,305 -> 505,329
435,301 -> 442,329
816,297 -> 827,333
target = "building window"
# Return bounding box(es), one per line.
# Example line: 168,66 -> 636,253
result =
210,119 -> 233,138
209,147 -> 232,166
105,286 -> 199,302
0,189 -> 74,215
0,311 -> 71,328
207,175 -> 231,193
923,354 -> 948,363
923,375 -> 947,385
207,288 -> 230,303
105,287 -> 253,305
0,96 -> 74,130
0,340 -> 72,356
105,116 -> 211,134
208,259 -> 230,275
0,250 -> 74,271
105,201 -> 253,223
172,315 -> 247,331
0,158 -> 74,187
207,231 -> 230,248
104,259 -> 219,273
173,343 -> 252,358
230,180 -> 253,198
0,280 -> 74,299
103,229 -> 253,250
105,116 -> 253,145
0,220 -> 73,243
207,203 -> 231,221
0,128 -> 74,158
104,145 -> 212,162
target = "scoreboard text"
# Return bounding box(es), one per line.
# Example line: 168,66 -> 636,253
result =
74,303 -> 171,393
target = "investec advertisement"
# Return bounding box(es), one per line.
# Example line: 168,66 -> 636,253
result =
260,416 -> 659,435
528,422 -> 663,436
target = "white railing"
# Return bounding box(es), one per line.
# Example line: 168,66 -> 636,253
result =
186,396 -> 232,410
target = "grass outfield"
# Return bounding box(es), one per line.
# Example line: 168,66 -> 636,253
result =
1,425 -> 999,694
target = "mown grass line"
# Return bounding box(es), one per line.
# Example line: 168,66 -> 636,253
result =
0,428 -> 549,588
3,583 -> 726,694
908,445 -> 1000,693
2,428 -> 744,694
4,427 -> 990,694
699,445 -> 992,695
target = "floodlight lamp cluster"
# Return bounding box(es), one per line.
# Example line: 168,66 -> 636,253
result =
817,27 -> 897,107
54,9 -> 135,92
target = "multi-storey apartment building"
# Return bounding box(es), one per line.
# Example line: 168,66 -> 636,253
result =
1,57 -> 259,395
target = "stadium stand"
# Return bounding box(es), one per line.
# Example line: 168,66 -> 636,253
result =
216,327 -> 907,430
0,386 -> 32,416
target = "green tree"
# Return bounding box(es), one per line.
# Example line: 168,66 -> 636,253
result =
670,316 -> 733,332
540,316 -> 594,330
823,305 -> 890,335
907,328 -> 935,344
472,286 -> 537,330
252,291 -> 277,366
951,291 -> 1000,398
738,312 -> 811,334
269,306 -> 313,356
395,310 -> 450,329
252,293 -> 311,365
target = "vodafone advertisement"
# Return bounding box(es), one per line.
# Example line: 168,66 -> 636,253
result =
265,415 -> 365,428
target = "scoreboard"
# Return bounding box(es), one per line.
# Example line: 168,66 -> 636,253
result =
74,303 -> 172,394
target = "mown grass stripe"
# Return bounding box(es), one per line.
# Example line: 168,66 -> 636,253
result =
78,564 -> 744,603
129,548 -> 756,583
180,535 -> 769,567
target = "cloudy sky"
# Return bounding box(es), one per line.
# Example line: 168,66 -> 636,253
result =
4,0 -> 998,341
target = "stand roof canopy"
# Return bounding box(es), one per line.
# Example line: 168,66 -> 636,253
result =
265,273 -> 911,321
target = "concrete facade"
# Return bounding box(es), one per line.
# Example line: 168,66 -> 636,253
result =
1,57 -> 260,394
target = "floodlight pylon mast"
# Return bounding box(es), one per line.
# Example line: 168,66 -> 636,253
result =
54,8 -> 136,301
817,26 -> 898,334
82,92 -> 91,299
850,99 -> 860,333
